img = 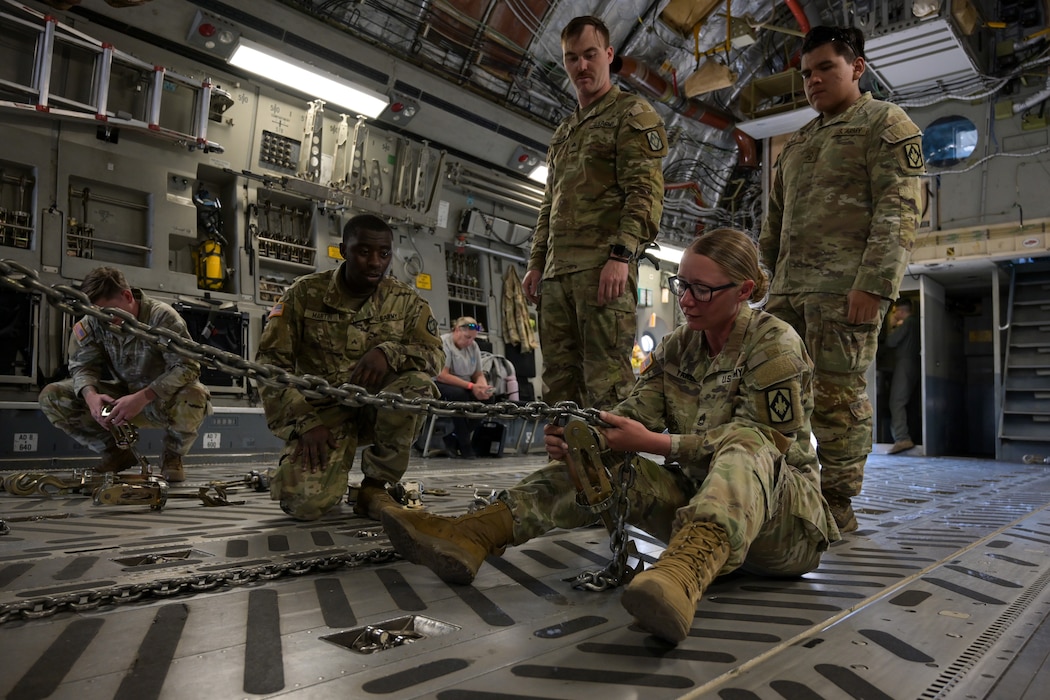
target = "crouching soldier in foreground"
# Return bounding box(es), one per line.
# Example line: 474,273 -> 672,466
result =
383,229 -> 839,644
39,266 -> 211,483
256,214 -> 443,521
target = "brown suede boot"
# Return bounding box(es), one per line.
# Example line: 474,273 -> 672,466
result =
381,501 -> 514,584
161,451 -> 185,483
96,449 -> 138,474
824,492 -> 858,533
353,478 -> 403,521
620,521 -> 731,644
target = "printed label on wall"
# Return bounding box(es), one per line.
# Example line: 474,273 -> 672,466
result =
14,433 -> 38,452
203,432 -> 222,449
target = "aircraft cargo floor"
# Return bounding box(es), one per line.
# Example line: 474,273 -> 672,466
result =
2,451 -> 1050,699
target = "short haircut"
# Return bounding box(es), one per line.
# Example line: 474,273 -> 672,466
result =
802,25 -> 865,61
342,214 -> 391,244
80,266 -> 130,303
896,298 -> 913,311
561,15 -> 610,48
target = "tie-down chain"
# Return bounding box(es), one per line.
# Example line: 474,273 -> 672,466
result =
0,260 -> 644,618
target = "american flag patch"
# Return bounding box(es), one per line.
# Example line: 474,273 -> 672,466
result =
267,302 -> 284,319
73,321 -> 87,342
640,353 -> 654,374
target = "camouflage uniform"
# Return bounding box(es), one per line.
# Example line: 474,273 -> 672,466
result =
39,290 -> 211,456
530,85 -> 667,408
256,267 -> 443,520
759,92 -> 924,499
499,306 -> 839,576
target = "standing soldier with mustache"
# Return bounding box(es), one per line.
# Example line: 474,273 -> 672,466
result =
522,15 -> 668,410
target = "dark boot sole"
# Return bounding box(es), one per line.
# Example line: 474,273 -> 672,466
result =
621,577 -> 693,644
381,511 -> 478,585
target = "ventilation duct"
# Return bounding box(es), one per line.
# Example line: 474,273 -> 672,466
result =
612,56 -> 758,168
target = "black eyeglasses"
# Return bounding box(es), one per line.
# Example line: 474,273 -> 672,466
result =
459,322 -> 483,331
667,276 -> 736,302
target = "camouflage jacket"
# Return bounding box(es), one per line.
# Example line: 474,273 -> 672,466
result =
256,266 -> 443,438
759,92 -> 924,299
68,290 -> 201,401
616,305 -> 821,490
530,85 -> 667,277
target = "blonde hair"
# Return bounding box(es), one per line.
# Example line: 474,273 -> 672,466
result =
686,229 -> 769,302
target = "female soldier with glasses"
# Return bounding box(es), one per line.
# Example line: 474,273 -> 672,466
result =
381,228 -> 840,645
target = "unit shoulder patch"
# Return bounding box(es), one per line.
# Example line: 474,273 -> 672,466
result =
900,140 -> 925,174
645,129 -> 664,153
766,387 -> 794,424
882,121 -> 925,174
427,316 -> 438,337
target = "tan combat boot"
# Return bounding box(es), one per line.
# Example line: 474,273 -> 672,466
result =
353,478 -> 403,520
824,492 -> 858,533
96,449 -> 138,474
381,501 -> 514,585
620,521 -> 731,644
161,451 -> 185,483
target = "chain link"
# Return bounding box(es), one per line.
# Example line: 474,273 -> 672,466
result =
0,548 -> 395,624
569,452 -> 641,591
0,259 -> 606,427
0,260 -> 622,620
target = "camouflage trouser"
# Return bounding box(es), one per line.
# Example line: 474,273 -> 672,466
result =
501,426 -> 835,577
765,292 -> 888,499
539,267 -> 638,409
270,370 -> 437,520
38,378 -> 211,455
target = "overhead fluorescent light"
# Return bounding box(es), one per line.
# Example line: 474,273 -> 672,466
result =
229,39 -> 388,118
649,244 -> 685,265
736,106 -> 818,139
528,164 -> 549,184
864,18 -> 979,93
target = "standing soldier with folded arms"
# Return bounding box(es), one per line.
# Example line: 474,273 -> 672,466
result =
759,26 -> 925,532
522,15 -> 667,409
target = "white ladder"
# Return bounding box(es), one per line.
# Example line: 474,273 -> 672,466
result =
0,0 -> 224,153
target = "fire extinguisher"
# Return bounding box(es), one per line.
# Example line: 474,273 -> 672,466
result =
192,187 -> 228,291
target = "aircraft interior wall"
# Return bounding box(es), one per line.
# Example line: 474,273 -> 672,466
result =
1,0 -> 1048,467
0,3 -> 560,413
910,99 -> 1050,234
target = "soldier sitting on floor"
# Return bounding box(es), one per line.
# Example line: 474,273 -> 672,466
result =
382,229 -> 840,644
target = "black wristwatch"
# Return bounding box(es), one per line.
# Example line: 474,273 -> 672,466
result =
609,244 -> 633,263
